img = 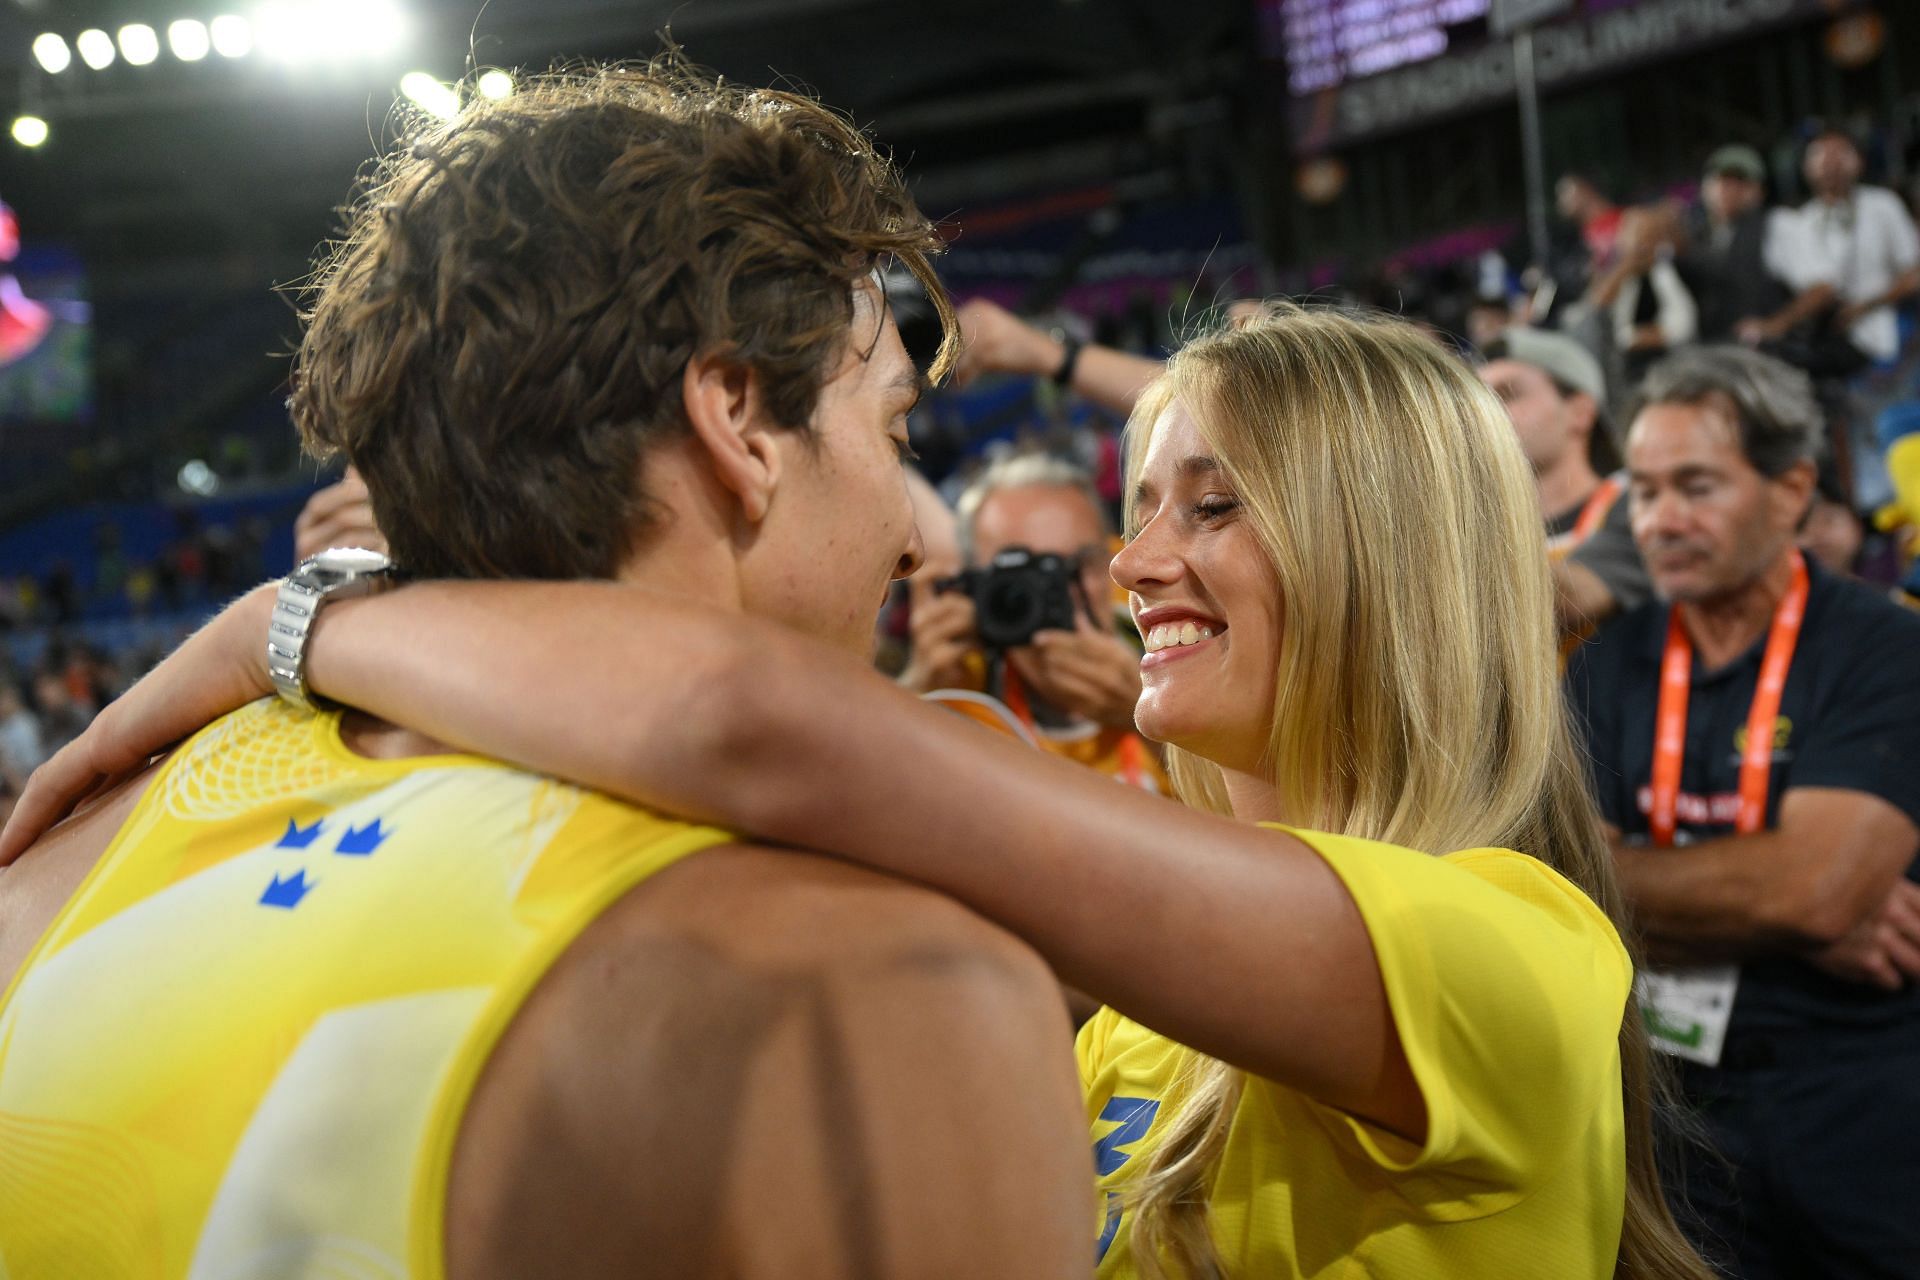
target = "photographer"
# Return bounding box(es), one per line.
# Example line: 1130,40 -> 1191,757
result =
901,453 -> 1166,791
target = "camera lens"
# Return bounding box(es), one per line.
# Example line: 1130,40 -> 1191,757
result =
982,575 -> 1044,642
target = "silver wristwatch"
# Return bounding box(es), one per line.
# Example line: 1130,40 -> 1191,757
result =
267,547 -> 400,712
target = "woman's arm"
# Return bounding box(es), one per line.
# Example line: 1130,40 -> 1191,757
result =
6,580 -> 1422,1137
311,582 -> 1424,1135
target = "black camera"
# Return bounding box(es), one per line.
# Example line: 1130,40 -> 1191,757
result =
936,547 -> 1088,650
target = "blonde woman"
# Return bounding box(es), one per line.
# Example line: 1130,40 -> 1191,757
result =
7,309 -> 1713,1279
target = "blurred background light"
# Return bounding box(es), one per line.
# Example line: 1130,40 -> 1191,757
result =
11,116 -> 49,148
75,29 -> 116,70
118,24 -> 161,67
210,15 -> 253,58
177,460 -> 220,497
169,20 -> 212,62
400,71 -> 460,119
31,34 -> 72,75
476,69 -> 514,100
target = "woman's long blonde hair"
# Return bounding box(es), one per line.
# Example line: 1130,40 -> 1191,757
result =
1118,306 -> 1712,1280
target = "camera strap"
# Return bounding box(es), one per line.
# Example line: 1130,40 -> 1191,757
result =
1002,666 -> 1149,791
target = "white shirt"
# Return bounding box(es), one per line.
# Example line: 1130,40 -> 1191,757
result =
1763,186 -> 1920,362
1609,258 -> 1698,352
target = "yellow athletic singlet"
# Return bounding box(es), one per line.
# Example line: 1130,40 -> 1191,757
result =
0,698 -> 732,1279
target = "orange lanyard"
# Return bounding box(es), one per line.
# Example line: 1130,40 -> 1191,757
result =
1570,475 -> 1623,544
1649,550 -> 1809,847
1002,665 -> 1149,790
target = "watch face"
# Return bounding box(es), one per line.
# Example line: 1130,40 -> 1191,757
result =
300,545 -> 392,590
314,546 -> 390,573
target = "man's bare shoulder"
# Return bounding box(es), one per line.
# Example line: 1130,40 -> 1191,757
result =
447,843 -> 1090,1280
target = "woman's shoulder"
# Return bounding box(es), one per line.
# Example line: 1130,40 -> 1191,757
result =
1440,846 -> 1629,972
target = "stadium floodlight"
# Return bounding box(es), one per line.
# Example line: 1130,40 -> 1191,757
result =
118,23 -> 161,66
12,116 -> 49,148
76,29 -> 117,70
347,0 -> 407,58
32,34 -> 72,74
257,0 -> 407,63
169,19 -> 212,62
476,70 -> 514,101
400,71 -> 460,120
210,15 -> 253,58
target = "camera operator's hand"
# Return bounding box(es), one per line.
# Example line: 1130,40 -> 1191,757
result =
898,580 -> 981,694
1008,610 -> 1143,731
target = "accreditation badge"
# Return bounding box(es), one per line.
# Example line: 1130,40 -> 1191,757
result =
1637,965 -> 1739,1066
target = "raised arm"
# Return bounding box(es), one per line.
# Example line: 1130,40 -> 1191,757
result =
952,298 -> 1163,416
7,580 -> 1423,1139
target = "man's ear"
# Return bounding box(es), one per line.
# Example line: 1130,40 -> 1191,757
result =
1566,392 -> 1599,442
1773,457 -> 1818,530
682,350 -> 783,524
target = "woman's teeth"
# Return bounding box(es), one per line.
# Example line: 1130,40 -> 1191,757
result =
1143,621 -> 1215,652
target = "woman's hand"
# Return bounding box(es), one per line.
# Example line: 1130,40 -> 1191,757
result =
0,583 -> 277,865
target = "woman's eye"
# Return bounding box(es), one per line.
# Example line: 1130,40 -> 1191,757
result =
892,436 -> 920,463
1192,496 -> 1239,522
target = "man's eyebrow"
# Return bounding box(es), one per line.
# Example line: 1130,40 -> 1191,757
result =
889,368 -> 927,410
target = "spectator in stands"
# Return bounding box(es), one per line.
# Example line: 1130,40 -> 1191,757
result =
1678,145 -> 1789,345
1567,345 -> 1920,1277
1557,172 -> 1624,277
1588,206 -> 1698,383
0,680 -> 42,775
1479,329 -> 1651,635
1792,129 -> 1920,367
1465,294 -> 1514,350
901,453 -> 1166,792
1742,129 -> 1920,379
28,670 -> 85,758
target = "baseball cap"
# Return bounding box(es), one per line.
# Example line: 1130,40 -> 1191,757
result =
1485,327 -> 1608,411
1704,144 -> 1765,182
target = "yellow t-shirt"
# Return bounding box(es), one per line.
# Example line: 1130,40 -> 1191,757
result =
0,698 -> 732,1279
1078,827 -> 1632,1279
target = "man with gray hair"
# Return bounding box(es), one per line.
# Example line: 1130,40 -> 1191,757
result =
900,452 -> 1165,792
1566,345 -> 1920,1277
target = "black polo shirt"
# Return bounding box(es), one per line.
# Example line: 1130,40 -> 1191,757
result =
1566,558 -> 1920,1036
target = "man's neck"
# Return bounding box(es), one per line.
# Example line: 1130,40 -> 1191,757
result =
1814,187 -> 1855,208
1537,455 -> 1602,523
1677,550 -> 1799,671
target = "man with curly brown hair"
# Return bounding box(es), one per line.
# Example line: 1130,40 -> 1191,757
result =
0,60 -> 1091,1278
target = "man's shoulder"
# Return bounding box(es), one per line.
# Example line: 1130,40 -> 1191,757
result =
1808,568 -> 1920,671
1857,184 -> 1919,228
449,846 -> 1079,1278
609,843 -> 1052,982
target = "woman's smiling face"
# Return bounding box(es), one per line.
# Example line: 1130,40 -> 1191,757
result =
1112,399 -> 1283,776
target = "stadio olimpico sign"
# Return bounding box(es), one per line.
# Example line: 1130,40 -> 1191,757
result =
1291,0 -> 1840,151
